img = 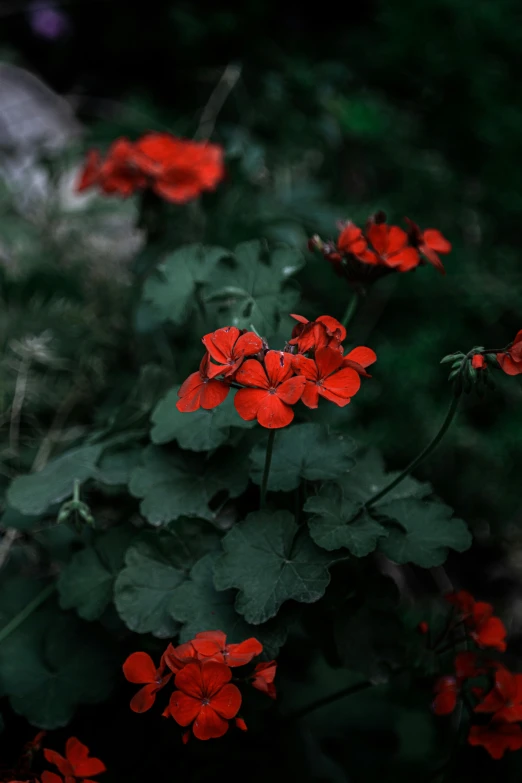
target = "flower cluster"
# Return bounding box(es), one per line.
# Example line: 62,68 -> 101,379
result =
441,328 -> 522,394
176,318 -> 376,429
77,132 -> 224,203
122,630 -> 277,742
2,736 -> 105,783
430,591 -> 522,759
309,212 -> 451,286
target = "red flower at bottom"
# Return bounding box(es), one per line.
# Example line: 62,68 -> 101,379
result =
468,721 -> 522,760
176,354 -> 230,412
475,665 -> 522,723
122,651 -> 172,713
191,631 -> 263,667
43,738 -> 105,783
251,661 -> 277,700
168,661 -> 241,740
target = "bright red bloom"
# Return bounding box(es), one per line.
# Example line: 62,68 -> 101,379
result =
201,327 -> 263,378
122,651 -> 172,713
132,133 -> 224,203
341,346 -> 377,377
472,354 -> 486,370
292,347 -> 362,408
234,351 -> 306,429
468,720 -> 522,760
405,218 -> 451,274
176,354 -> 230,412
163,641 -> 200,673
289,314 -> 346,353
475,665 -> 522,723
43,738 -> 105,783
191,631 -> 263,667
97,138 -> 147,197
497,330 -> 522,376
367,222 -> 420,272
446,591 -> 507,652
168,661 -> 241,740
336,222 -> 378,264
251,661 -> 277,700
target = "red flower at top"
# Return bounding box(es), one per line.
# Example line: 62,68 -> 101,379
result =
289,314 -> 346,354
43,738 -> 105,783
234,350 -> 306,429
122,651 -> 172,713
497,330 -> 522,376
176,354 -> 230,412
446,591 -> 507,652
468,721 -> 522,760
366,222 -> 420,272
251,661 -> 277,700
475,665 -> 522,723
168,661 -> 241,741
202,327 -> 263,378
336,222 -> 377,264
190,631 -> 263,667
77,133 -> 224,204
404,218 -> 451,274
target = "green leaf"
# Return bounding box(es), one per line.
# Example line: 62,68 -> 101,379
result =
151,387 -> 253,451
129,445 -> 249,526
305,484 -> 388,556
94,448 -> 143,487
0,506 -> 41,532
203,240 -> 305,335
114,521 -> 219,637
250,423 -> 356,492
142,244 -> 229,325
170,551 -> 289,657
213,510 -> 334,624
57,527 -> 136,621
0,576 -> 116,729
7,444 -> 104,515
377,498 -> 472,567
339,448 -> 432,506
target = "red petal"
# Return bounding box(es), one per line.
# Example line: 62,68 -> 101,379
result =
276,375 -> 306,405
175,662 -> 204,698
301,382 -> 320,408
192,705 -> 229,740
316,316 -> 346,342
257,396 -> 295,428
202,327 -> 240,364
234,332 -> 264,358
176,372 -> 204,412
468,722 -> 522,759
169,691 -> 202,726
322,367 -> 361,399
318,387 -> 352,407
122,652 -> 157,684
337,223 -> 364,252
422,229 -> 451,254
292,354 -> 318,380
210,683 -> 242,719
234,388 -> 269,421
199,379 -> 230,409
420,245 -> 446,273
474,617 -> 507,652
235,359 -> 269,389
395,247 -> 421,271
194,630 -> 227,645
497,353 -> 522,376
344,346 -> 377,368
264,351 -> 293,386
314,347 -> 344,379
43,750 -> 72,777
235,717 -> 248,731
225,638 -> 263,666
367,223 -> 388,255
386,226 -> 408,255
68,736 -> 106,777
199,661 -> 233,698
130,683 -> 158,713
41,773 -> 64,783
290,314 -> 309,325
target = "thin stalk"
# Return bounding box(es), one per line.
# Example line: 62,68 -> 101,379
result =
340,294 -> 359,329
365,394 -> 461,509
260,430 -> 276,509
0,584 -> 55,645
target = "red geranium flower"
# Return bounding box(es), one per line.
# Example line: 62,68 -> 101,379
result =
468,720 -> 522,760
292,346 -> 362,408
336,222 -> 378,264
234,350 -> 306,429
497,330 -> 522,376
176,354 -> 230,412
446,591 -> 507,652
163,641 -> 200,673
366,222 -> 420,272
475,665 -> 522,723
122,651 -> 172,713
251,661 -> 277,700
190,631 -> 263,667
289,314 -> 346,353
131,133 -> 224,203
433,652 -> 485,716
43,738 -> 105,783
96,138 -> 148,197
472,354 -> 486,369
168,661 -> 241,740
201,327 -> 264,378
405,218 -> 451,274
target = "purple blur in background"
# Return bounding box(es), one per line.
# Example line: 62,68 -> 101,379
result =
27,1 -> 71,40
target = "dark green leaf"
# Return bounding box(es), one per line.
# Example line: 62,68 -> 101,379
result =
340,448 -> 432,505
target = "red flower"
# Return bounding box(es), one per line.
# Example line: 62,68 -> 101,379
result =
201,327 -> 264,378
251,661 -> 277,700
336,222 -> 378,264
191,631 -> 263,667
43,738 -> 105,783
163,641 -> 200,673
339,345 -> 377,378
468,720 -> 522,760
234,351 -> 306,429
97,138 -> 147,197
475,665 -> 522,723
289,314 -> 346,354
472,354 -> 486,370
122,651 -> 172,713
405,218 -> 451,274
433,676 -> 458,716
446,591 -> 507,651
132,133 -> 224,203
497,330 -> 522,376
168,661 -> 241,740
366,222 -> 420,272
176,354 -> 230,412
292,346 -> 362,408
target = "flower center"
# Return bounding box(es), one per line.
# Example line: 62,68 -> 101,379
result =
201,698 -> 211,706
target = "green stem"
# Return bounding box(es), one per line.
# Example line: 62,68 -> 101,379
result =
0,584 -> 55,645
260,430 -> 276,508
286,679 -> 373,722
340,293 -> 359,329
365,393 -> 461,509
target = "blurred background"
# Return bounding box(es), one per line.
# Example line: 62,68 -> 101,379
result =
1,1 -> 522,780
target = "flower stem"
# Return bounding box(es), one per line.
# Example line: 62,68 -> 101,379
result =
340,293 -> 359,329
365,393 -> 461,509
260,430 -> 276,508
0,583 -> 55,646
